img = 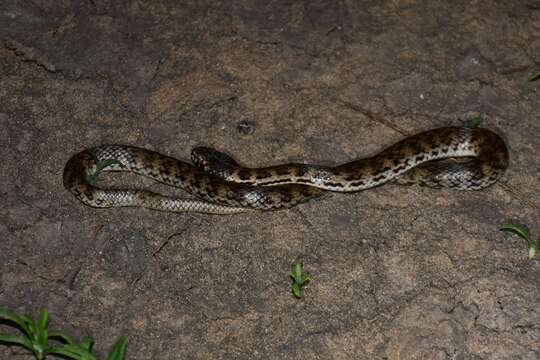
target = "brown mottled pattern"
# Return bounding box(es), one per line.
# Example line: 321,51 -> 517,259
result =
63,145 -> 324,214
192,126 -> 508,192
64,126 -> 508,214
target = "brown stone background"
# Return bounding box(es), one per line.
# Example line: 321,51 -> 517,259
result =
1,1 -> 539,359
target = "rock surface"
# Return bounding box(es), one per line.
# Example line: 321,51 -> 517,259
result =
1,1 -> 539,359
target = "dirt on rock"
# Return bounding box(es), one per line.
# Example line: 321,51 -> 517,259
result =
1,1 -> 539,359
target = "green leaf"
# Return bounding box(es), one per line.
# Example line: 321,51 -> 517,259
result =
26,317 -> 37,339
300,274 -> 310,285
36,328 -> 48,347
31,342 -> 46,360
528,240 -> 538,259
529,71 -> 540,81
47,344 -> 97,360
96,159 -> 121,173
500,224 -> 530,241
0,308 -> 31,336
19,314 -> 34,326
292,283 -> 301,299
291,262 -> 303,283
466,117 -> 483,127
86,159 -> 121,184
107,336 -> 128,360
48,331 -> 76,345
35,309 -> 49,351
36,309 -> 48,332
79,336 -> 94,351
0,333 -> 34,350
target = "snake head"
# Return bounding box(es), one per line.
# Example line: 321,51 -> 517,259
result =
191,146 -> 240,179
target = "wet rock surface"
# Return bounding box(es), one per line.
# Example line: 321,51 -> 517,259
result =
1,1 -> 539,359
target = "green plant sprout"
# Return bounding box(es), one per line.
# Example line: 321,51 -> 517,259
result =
530,71 -> 540,81
0,308 -> 128,360
466,116 -> 483,127
86,159 -> 122,184
500,224 -> 539,259
290,261 -> 310,299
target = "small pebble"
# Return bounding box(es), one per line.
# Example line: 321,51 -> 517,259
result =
237,120 -> 256,135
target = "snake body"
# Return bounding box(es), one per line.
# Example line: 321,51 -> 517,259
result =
192,126 -> 508,191
63,126 -> 508,214
63,145 -> 323,214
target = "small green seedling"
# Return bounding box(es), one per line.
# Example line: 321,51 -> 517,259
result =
0,308 -> 50,359
105,337 -> 128,360
86,159 -> 122,184
500,223 -> 539,259
290,261 -> 310,299
529,71 -> 540,81
466,116 -> 483,127
0,308 -> 128,360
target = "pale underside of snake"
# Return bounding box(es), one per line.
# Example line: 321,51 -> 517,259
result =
63,126 -> 509,214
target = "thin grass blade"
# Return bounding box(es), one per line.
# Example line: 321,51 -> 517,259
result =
292,283 -> 301,299
48,331 -> 76,345
0,333 -> 34,350
0,308 -> 31,336
291,262 -> 303,283
528,241 -> 538,259
47,344 -> 97,360
500,224 -> 530,240
106,336 -> 128,360
79,336 -> 94,351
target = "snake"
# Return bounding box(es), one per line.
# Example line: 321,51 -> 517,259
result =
63,126 -> 508,214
